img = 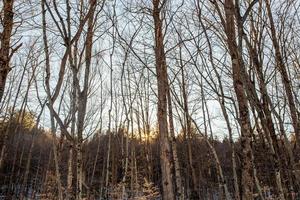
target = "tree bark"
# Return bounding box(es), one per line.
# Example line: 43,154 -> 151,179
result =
224,0 -> 254,198
152,1 -> 176,199
0,0 -> 15,104
167,84 -> 184,200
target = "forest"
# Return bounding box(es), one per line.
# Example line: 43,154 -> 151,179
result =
0,0 -> 300,199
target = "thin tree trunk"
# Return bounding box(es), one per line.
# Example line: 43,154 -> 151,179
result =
180,57 -> 198,198
20,105 -> 45,199
167,83 -> 183,200
265,0 -> 300,147
243,21 -> 289,196
219,98 -> 240,200
66,147 -> 74,200
42,0 -> 64,198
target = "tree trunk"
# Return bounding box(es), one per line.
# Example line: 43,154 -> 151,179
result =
152,1 -> 175,199
167,84 -> 184,200
244,34 -> 286,198
265,0 -> 300,147
21,106 -> 45,199
66,147 -> 74,200
180,61 -> 198,198
0,0 -> 14,104
224,0 -> 254,198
